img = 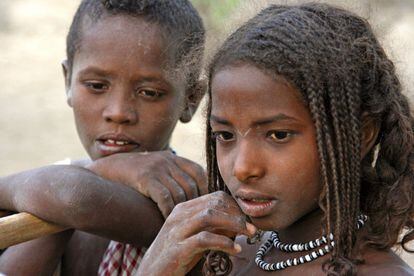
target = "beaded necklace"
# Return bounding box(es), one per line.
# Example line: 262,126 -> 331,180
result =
255,214 -> 368,271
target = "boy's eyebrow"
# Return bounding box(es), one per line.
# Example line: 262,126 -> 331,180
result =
78,67 -> 112,77
210,114 -> 299,126
77,67 -> 170,84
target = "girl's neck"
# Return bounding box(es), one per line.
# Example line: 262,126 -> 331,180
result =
276,208 -> 324,244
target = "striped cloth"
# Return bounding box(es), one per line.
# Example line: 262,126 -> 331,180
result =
98,241 -> 146,276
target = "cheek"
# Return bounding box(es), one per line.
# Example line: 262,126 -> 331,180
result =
215,146 -> 235,188
141,101 -> 180,129
281,139 -> 321,202
72,96 -> 98,137
138,99 -> 183,147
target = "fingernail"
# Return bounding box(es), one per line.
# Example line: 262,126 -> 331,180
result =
234,243 -> 242,253
246,222 -> 257,235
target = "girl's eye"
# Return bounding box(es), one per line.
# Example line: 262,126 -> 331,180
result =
137,89 -> 164,99
267,131 -> 293,143
84,81 -> 108,92
212,131 -> 235,142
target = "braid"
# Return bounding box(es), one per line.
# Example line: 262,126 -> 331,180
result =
205,3 -> 414,275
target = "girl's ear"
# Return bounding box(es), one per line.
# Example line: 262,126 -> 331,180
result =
361,113 -> 380,159
61,59 -> 73,107
179,79 -> 207,123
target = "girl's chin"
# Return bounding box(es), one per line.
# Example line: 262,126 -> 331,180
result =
248,215 -> 285,231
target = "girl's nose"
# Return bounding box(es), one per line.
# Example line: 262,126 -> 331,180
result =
103,92 -> 138,125
232,140 -> 265,183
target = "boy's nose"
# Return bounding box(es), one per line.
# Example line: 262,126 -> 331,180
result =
103,94 -> 138,125
232,140 -> 265,183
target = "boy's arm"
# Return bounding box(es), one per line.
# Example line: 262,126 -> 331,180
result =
0,165 -> 164,247
0,230 -> 73,276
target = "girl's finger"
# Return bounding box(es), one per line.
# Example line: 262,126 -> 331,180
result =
169,192 -> 246,225
184,231 -> 242,256
203,191 -> 243,216
179,207 -> 252,238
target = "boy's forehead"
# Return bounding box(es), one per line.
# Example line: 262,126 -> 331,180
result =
80,15 -> 165,54
74,14 -> 185,84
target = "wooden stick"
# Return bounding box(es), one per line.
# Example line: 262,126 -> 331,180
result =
0,210 -> 13,218
0,212 -> 67,249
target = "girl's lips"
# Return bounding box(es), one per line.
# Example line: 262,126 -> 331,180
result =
95,140 -> 140,156
236,197 -> 277,218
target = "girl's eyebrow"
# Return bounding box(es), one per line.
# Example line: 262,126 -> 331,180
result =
210,113 -> 299,126
210,115 -> 231,125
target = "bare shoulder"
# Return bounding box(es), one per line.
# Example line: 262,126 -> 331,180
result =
358,248 -> 414,276
71,158 -> 92,167
360,264 -> 414,276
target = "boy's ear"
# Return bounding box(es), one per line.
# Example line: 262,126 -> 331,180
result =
361,113 -> 380,159
179,79 -> 207,123
61,59 -> 73,107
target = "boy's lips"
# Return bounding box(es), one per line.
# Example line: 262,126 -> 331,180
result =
235,191 -> 277,218
95,134 -> 140,156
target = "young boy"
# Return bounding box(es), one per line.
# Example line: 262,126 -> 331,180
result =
0,0 -> 206,274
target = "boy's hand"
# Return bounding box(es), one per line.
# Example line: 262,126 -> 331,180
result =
86,151 -> 207,218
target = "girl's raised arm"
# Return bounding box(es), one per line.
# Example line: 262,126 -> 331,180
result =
137,191 -> 256,276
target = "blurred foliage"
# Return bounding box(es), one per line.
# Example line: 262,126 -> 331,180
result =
191,0 -> 242,34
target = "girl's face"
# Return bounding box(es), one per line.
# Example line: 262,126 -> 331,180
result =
64,15 -> 188,160
210,64 -> 321,231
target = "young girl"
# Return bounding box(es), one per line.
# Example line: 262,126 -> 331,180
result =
0,0 -> 206,275
137,3 -> 414,275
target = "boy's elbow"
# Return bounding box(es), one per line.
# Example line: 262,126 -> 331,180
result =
17,165 -> 101,229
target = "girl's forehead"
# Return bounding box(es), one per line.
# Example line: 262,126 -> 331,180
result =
211,65 -> 303,107
210,64 -> 312,127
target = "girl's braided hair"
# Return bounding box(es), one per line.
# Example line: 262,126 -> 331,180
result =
204,3 -> 414,275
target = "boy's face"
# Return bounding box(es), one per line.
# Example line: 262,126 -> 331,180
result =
64,15 -> 191,160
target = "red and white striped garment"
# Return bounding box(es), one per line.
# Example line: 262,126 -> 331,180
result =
98,241 -> 146,276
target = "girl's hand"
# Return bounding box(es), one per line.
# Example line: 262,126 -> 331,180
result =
136,191 -> 257,276
86,151 -> 207,218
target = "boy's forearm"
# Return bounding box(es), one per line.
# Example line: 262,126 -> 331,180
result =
0,165 -> 164,247
0,230 -> 73,276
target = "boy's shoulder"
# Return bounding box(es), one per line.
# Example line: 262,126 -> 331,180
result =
359,248 -> 414,276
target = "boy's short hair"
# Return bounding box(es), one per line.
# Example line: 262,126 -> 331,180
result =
66,0 -> 205,91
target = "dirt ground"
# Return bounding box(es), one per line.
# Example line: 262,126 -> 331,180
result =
1,0 -> 414,267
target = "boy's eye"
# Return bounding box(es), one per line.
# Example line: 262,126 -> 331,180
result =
137,89 -> 164,99
267,130 -> 293,143
84,81 -> 109,92
212,131 -> 235,142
